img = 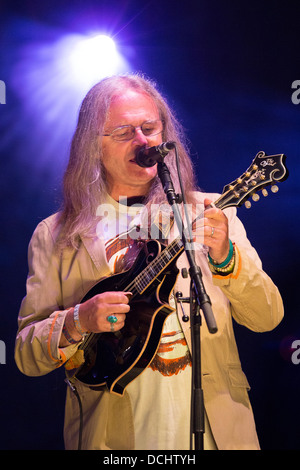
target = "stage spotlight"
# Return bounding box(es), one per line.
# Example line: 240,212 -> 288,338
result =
69,34 -> 125,88
8,26 -> 130,179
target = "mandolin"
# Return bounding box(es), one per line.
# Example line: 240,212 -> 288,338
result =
66,151 -> 288,396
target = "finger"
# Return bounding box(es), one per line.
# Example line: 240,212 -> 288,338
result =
105,313 -> 127,324
204,197 -> 213,207
96,291 -> 132,305
205,225 -> 218,239
204,199 -> 225,221
104,302 -> 131,314
80,292 -> 131,333
193,218 -> 218,241
105,313 -> 126,333
204,207 -> 223,223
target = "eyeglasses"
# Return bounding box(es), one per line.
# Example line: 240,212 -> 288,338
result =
103,120 -> 164,142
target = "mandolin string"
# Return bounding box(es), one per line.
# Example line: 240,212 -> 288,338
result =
117,242 -> 180,294
134,238 -> 181,292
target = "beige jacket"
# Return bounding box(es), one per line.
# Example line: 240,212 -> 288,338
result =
15,193 -> 284,450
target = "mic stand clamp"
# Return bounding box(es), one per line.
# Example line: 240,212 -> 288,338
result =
175,291 -> 190,322
157,161 -> 218,450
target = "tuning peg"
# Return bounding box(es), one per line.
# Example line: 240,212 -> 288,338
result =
271,185 -> 279,193
252,193 -> 260,202
245,201 -> 251,209
262,189 -> 268,197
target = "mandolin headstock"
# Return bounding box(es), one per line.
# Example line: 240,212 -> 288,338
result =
215,151 -> 288,210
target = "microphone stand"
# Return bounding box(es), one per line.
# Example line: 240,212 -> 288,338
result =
156,161 -> 218,450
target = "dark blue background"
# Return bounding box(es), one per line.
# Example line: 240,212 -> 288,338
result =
0,0 -> 299,450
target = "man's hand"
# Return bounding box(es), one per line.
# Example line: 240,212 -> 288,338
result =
193,198 -> 230,264
60,291 -> 131,346
203,198 -> 230,264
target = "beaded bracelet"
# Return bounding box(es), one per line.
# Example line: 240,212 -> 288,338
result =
62,323 -> 80,344
214,248 -> 236,274
208,239 -> 234,268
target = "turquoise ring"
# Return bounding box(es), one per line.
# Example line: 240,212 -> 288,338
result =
107,315 -> 118,324
107,315 -> 117,332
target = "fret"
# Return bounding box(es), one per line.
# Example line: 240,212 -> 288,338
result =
134,237 -> 184,294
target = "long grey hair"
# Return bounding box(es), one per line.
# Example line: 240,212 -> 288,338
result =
57,73 -> 198,248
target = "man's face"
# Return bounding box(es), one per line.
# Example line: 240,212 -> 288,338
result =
101,88 -> 163,200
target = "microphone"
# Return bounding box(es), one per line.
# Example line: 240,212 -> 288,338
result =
135,141 -> 176,168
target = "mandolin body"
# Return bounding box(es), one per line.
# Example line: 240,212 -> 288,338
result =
73,240 -> 181,395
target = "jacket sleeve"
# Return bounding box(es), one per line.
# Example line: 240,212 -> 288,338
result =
15,220 -> 80,377
210,206 -> 284,332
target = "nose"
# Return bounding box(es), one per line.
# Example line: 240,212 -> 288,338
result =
132,127 -> 148,146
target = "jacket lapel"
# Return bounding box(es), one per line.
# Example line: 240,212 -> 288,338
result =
81,235 -> 111,277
